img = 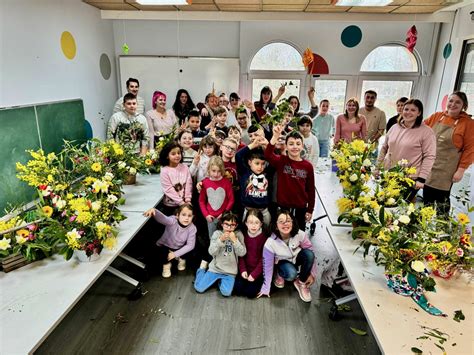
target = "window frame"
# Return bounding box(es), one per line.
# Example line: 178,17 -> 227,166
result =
313,75 -> 352,116
454,38 -> 474,91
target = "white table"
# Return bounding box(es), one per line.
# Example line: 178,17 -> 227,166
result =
327,226 -> 474,355
0,174 -> 163,354
315,158 -> 350,227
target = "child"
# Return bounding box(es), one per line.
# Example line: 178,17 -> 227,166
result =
228,125 -> 246,151
233,209 -> 267,298
258,211 -> 316,302
143,204 -> 196,278
312,99 -> 334,157
235,106 -> 252,145
187,109 -> 207,144
189,135 -> 218,183
213,129 -> 226,147
206,106 -> 229,136
236,136 -> 271,227
194,212 -> 246,297
220,138 -> 239,189
159,142 -> 193,215
248,124 -> 270,144
297,116 -> 319,168
265,125 -> 315,229
199,156 -> 235,237
177,129 -> 197,167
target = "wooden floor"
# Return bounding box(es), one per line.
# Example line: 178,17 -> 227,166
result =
36,254 -> 381,354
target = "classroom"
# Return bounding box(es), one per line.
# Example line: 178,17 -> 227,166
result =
0,0 -> 473,354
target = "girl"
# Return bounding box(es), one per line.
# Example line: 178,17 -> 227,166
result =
199,156 -> 234,238
233,209 -> 267,298
334,98 -> 367,145
287,87 -> 318,118
145,91 -> 178,150
172,89 -> 195,126
423,91 -> 473,215
378,99 -> 436,200
177,129 -> 197,167
227,92 -> 242,126
189,135 -> 219,183
194,212 -> 246,297
312,99 -> 335,157
159,142 -> 193,216
258,211 -> 316,303
143,204 -> 196,278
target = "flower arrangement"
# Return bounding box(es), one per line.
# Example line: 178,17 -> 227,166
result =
114,120 -> 146,153
255,100 -> 295,127
142,150 -> 160,174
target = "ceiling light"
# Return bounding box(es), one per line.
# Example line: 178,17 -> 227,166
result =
136,0 -> 192,5
335,0 -> 393,6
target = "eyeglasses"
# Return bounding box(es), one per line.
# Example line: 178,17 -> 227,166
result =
277,220 -> 293,225
223,145 -> 236,152
223,222 -> 237,228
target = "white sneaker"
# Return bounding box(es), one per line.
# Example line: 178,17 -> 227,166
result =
199,260 -> 209,270
177,257 -> 186,271
162,262 -> 172,278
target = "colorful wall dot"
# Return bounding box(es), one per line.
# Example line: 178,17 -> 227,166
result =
443,43 -> 452,59
441,94 -> 448,111
60,31 -> 76,60
308,54 -> 329,75
341,25 -> 362,48
99,53 -> 111,80
85,120 -> 93,139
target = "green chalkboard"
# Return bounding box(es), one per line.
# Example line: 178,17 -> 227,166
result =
0,100 -> 86,215
0,106 -> 41,214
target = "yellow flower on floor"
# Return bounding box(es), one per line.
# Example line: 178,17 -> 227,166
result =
457,213 -> 470,225
0,238 -> 12,250
91,163 -> 102,172
42,206 -> 53,218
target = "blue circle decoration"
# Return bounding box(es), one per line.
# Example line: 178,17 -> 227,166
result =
443,43 -> 452,59
341,25 -> 362,48
85,120 -> 93,139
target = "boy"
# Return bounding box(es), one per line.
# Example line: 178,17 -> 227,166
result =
297,116 -> 319,168
265,125 -> 315,229
312,99 -> 334,157
228,125 -> 246,151
236,107 -> 252,144
248,124 -> 271,144
206,106 -> 229,136
107,93 -> 149,155
187,109 -> 207,145
236,136 -> 271,227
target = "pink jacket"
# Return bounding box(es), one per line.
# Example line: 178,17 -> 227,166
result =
160,164 -> 193,207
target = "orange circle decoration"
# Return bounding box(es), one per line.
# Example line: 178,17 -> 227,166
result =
60,31 -> 76,60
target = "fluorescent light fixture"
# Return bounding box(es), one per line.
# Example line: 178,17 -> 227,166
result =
136,0 -> 191,5
335,0 -> 393,6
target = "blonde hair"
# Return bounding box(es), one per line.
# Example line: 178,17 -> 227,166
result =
344,97 -> 361,123
207,155 -> 225,176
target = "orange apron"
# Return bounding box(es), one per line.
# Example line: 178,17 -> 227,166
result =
425,115 -> 461,191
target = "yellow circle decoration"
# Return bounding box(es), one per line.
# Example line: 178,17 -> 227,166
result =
60,31 -> 76,60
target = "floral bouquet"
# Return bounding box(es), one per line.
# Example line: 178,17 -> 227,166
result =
256,100 -> 294,127
114,120 -> 146,152
142,150 -> 160,174
373,159 -> 415,206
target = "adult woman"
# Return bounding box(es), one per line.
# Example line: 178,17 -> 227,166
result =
254,86 -> 276,122
287,87 -> 318,118
334,98 -> 367,145
423,91 -> 473,214
197,92 -> 219,131
378,99 -> 436,198
386,96 -> 408,132
145,91 -> 177,149
258,211 -> 316,303
172,89 -> 195,125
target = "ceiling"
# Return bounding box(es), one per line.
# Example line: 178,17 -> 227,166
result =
83,0 -> 462,14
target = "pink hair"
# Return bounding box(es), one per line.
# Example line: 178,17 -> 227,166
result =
152,91 -> 167,109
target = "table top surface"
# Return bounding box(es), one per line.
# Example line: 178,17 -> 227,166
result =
327,226 -> 474,355
0,174 -> 162,354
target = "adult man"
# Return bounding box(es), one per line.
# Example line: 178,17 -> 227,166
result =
113,78 -> 145,114
359,90 -> 386,149
107,93 -> 149,155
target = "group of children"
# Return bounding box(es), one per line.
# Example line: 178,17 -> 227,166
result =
141,102 -> 323,302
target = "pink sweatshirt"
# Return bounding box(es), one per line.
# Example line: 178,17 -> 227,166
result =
160,164 -> 193,207
378,123 -> 436,180
334,114 -> 367,144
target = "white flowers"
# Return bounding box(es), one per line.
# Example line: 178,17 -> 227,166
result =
41,185 -> 52,197
362,159 -> 372,167
52,196 -> 66,210
411,260 -> 425,273
66,228 -> 81,241
92,180 -> 109,194
104,172 -> 114,181
398,215 -> 410,224
407,204 -> 415,215
362,211 -> 370,223
118,161 -> 126,169
351,208 -> 361,215
386,198 -> 396,205
91,201 -> 101,211
349,174 -> 358,182
129,167 -> 137,175
107,194 -> 118,204
349,156 -> 357,162
0,238 -> 12,250
16,235 -> 28,244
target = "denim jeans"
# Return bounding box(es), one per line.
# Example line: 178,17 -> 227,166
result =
194,268 -> 235,297
277,248 -> 315,283
319,140 -> 329,158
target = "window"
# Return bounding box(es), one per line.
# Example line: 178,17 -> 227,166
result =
360,80 -> 413,117
250,43 -> 305,71
455,39 -> 474,113
314,79 -> 347,116
361,45 -> 418,73
252,79 -> 300,103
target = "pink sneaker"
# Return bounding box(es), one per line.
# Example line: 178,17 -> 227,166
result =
293,279 -> 312,302
273,274 -> 285,288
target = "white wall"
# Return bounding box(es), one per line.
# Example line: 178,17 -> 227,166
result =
425,3 -> 474,115
0,0 -> 117,139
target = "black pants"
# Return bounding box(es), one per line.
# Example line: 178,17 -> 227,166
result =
233,275 -> 263,298
145,245 -> 181,274
277,205 -> 307,231
423,185 -> 451,216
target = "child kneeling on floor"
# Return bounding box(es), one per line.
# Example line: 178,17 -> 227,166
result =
143,203 -> 196,278
194,212 -> 246,297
